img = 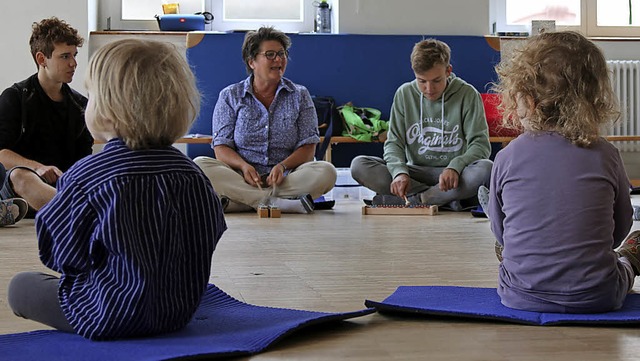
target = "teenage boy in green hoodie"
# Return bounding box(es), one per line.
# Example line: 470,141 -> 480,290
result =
351,39 -> 492,210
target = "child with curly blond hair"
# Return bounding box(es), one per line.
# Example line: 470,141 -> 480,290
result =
488,31 -> 637,313
8,39 -> 227,339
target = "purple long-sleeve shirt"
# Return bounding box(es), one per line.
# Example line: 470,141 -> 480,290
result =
489,132 -> 633,313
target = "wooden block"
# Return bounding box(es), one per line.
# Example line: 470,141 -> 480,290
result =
361,205 -> 438,216
269,207 -> 281,218
257,206 -> 270,218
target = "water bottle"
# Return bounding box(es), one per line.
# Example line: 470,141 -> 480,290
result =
314,0 -> 331,33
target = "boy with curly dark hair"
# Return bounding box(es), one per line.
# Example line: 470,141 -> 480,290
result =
0,17 -> 93,213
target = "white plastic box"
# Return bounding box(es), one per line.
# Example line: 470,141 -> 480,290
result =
323,168 -> 375,201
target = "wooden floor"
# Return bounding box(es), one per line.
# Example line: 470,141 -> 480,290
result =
2,200 -> 640,360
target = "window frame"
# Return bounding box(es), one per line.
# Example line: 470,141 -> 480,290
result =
494,0 -> 640,37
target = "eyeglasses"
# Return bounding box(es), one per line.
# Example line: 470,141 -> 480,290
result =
257,50 -> 288,60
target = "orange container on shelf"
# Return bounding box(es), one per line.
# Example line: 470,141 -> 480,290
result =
162,3 -> 180,14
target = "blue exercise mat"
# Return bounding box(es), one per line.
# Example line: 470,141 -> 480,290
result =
365,286 -> 640,325
0,284 -> 374,361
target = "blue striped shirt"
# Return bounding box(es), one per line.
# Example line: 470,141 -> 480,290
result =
212,76 -> 320,174
36,138 -> 227,340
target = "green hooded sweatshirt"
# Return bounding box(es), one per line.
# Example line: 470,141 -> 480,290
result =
384,73 -> 491,179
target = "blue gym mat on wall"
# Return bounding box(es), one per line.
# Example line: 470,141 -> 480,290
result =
185,33 -> 501,159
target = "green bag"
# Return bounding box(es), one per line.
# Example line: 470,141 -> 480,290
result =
338,102 -> 389,142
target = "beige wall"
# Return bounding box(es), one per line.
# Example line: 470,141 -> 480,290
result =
1,1 -> 91,93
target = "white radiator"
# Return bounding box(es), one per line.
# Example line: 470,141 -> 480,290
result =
607,60 -> 640,151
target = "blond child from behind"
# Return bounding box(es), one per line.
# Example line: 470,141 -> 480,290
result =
488,31 -> 637,313
8,39 -> 227,340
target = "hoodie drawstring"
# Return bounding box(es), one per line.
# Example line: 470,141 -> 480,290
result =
418,86 -> 446,149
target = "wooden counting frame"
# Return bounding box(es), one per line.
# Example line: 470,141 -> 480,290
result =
361,205 -> 438,216
257,206 -> 281,218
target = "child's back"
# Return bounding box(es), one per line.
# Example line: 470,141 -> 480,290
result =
7,38 -> 227,340
489,31 -> 636,313
37,140 -> 225,339
491,132 -> 632,312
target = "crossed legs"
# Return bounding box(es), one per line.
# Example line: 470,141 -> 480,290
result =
1,167 -> 55,211
194,157 -> 337,213
351,155 -> 492,207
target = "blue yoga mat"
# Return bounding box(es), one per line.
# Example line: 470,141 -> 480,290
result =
0,284 -> 374,361
365,286 -> 640,325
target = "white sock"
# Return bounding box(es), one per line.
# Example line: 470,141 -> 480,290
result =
271,196 -> 313,214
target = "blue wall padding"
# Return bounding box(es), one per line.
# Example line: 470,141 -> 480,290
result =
186,33 -> 501,159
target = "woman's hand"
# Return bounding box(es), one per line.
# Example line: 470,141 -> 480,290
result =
266,163 -> 286,187
241,164 -> 263,188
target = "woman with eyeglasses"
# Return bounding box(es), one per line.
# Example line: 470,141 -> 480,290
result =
195,26 -> 336,214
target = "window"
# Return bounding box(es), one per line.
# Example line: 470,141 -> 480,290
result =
494,0 -> 640,37
505,0 -> 581,27
587,0 -> 640,36
115,0 -> 321,33
212,0 -> 317,33
223,0 -> 301,22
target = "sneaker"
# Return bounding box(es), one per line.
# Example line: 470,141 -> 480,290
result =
440,200 -> 463,212
220,197 -> 229,211
300,194 -> 315,214
471,205 -> 488,218
618,230 -> 640,275
0,198 -> 28,226
477,185 -> 490,219
371,194 -> 420,207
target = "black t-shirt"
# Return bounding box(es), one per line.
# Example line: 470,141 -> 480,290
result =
43,96 -> 72,168
0,74 -> 93,172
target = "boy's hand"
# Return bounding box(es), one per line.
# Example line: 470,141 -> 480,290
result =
390,173 -> 410,198
439,168 -> 459,191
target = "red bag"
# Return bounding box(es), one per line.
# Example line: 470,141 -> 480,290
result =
481,93 -> 521,137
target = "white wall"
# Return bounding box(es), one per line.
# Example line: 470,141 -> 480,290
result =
2,0 -> 640,96
2,1 -> 90,93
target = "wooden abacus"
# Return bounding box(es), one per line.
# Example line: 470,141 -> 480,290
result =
361,204 -> 438,216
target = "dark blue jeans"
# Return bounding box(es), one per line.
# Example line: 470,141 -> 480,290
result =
0,162 -> 5,187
